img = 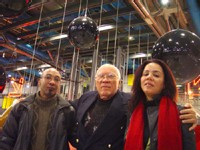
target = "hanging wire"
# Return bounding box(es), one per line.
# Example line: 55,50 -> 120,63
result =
113,0 -> 120,64
30,64 -> 36,94
165,15 -> 171,31
146,33 -> 149,60
84,0 -> 89,16
106,31 -> 110,63
55,0 -> 68,68
137,27 -> 141,65
125,12 -> 132,83
89,0 -> 104,91
176,0 -> 180,29
94,0 -> 104,63
28,0 -> 44,92
138,27 -> 141,53
78,0 -> 82,16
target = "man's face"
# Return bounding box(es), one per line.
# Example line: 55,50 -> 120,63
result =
39,68 -> 61,99
95,66 -> 120,100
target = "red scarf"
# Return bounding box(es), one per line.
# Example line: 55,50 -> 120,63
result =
124,97 -> 182,150
195,125 -> 200,149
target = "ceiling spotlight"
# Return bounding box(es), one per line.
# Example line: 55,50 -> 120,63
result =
130,53 -> 152,59
129,36 -> 134,40
49,34 -> 68,41
38,64 -> 51,68
98,24 -> 115,31
15,67 -> 28,71
160,0 -> 170,6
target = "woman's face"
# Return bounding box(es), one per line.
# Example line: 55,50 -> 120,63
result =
141,62 -> 165,101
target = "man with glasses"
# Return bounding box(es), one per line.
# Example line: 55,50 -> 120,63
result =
0,68 -> 76,150
72,64 -> 198,150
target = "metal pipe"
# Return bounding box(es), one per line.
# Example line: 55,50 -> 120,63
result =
128,0 -> 164,37
0,43 -> 63,71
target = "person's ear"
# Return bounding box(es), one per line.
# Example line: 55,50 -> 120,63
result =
118,80 -> 122,89
38,78 -> 41,87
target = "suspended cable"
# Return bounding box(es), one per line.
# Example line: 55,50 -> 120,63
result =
113,0 -> 119,64
146,33 -> 149,60
176,0 -> 180,29
96,0 -> 104,52
138,27 -> 141,65
28,0 -> 44,93
84,0 -> 89,16
106,31 -> 110,63
93,0 -> 104,65
78,0 -> 82,16
89,0 -> 104,91
125,12 -> 132,83
138,27 -> 141,53
55,0 -> 68,68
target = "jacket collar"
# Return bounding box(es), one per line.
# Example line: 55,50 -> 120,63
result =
83,91 -> 127,147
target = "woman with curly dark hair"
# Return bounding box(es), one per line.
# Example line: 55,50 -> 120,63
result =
125,59 -> 196,150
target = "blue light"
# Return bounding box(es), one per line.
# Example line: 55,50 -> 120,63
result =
25,44 -> 32,48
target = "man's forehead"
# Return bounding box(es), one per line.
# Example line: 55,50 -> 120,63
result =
98,66 -> 116,73
43,68 -> 61,76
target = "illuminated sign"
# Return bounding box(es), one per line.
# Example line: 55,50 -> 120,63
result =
8,77 -> 24,98
187,75 -> 200,98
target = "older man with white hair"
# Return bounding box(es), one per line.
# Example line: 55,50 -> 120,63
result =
71,64 -> 199,150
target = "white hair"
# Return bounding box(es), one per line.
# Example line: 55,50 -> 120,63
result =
96,64 -> 121,79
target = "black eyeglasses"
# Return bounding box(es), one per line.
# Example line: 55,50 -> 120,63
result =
43,74 -> 61,83
95,73 -> 118,81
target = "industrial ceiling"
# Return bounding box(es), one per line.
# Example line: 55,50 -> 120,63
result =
0,0 -> 199,83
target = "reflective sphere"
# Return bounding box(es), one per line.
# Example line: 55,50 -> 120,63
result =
0,66 -> 6,93
0,0 -> 31,18
68,16 -> 99,49
152,29 -> 200,84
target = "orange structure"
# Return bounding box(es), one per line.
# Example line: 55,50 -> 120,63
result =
8,77 -> 24,98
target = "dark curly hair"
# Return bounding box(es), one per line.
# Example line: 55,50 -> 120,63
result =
129,59 -> 178,112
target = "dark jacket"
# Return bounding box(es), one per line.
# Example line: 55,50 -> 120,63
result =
71,90 -> 131,150
146,105 -> 196,150
0,94 -> 76,150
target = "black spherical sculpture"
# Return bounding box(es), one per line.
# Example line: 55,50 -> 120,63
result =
68,16 -> 99,49
0,0 -> 31,18
152,29 -> 200,84
0,66 -> 6,93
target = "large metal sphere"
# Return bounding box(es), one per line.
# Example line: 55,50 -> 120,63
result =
68,16 -> 99,49
0,0 -> 31,18
152,29 -> 200,84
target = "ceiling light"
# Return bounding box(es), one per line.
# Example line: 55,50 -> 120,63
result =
38,64 -> 51,68
130,53 -> 152,59
98,24 -> 115,31
15,67 -> 28,71
160,0 -> 169,6
49,34 -> 68,41
129,36 -> 134,40
176,84 -> 183,88
26,44 -> 32,48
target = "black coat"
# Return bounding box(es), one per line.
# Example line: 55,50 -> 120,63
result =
71,90 -> 131,150
0,94 -> 76,150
